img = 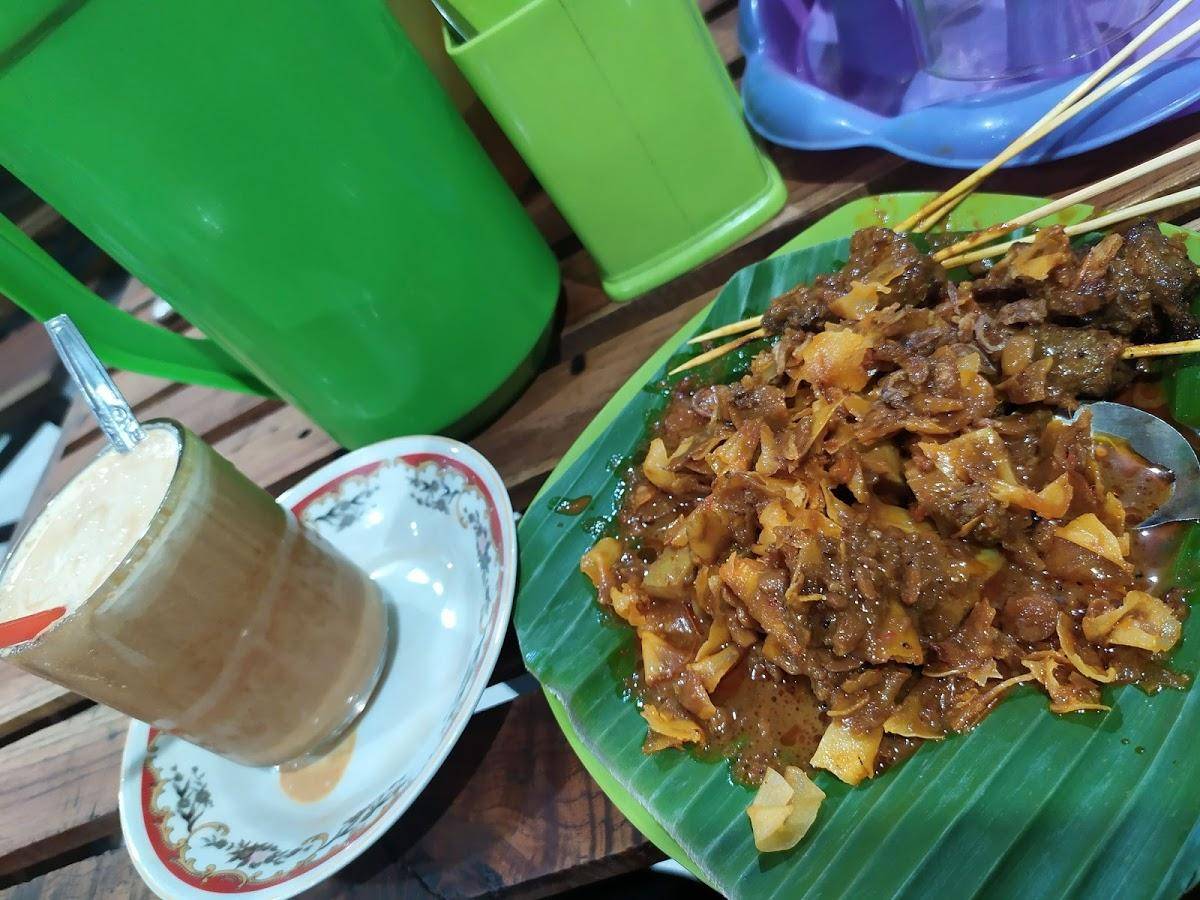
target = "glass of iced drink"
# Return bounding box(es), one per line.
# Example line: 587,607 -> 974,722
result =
0,420 -> 388,767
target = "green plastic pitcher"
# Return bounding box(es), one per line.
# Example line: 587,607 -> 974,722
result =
0,0 -> 559,448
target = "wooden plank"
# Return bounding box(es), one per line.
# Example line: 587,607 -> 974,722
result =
0,849 -> 151,900
43,390 -> 281,509
107,371 -> 178,411
707,3 -> 740,66
559,147 -> 915,357
212,405 -> 339,493
115,278 -> 157,315
0,324 -> 59,425
15,205 -> 62,243
0,665 -> 75,744
64,386 -> 276,460
113,277 -> 187,330
60,369 -> 180,447
41,275 -> 717,531
9,411 -> 74,543
0,695 -> 655,899
474,289 -> 715,502
0,705 -> 126,875
56,390 -> 98,450
525,191 -> 573,257
281,694 -> 659,897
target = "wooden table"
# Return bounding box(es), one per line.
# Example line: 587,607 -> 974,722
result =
5,3 -> 1200,896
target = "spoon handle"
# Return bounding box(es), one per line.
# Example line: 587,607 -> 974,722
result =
45,314 -> 145,453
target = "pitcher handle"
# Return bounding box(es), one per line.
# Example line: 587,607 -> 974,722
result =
0,213 -> 271,396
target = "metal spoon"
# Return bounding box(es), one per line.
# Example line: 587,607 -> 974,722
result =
1076,401 -> 1200,528
44,314 -> 145,453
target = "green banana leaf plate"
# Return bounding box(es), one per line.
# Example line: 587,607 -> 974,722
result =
514,193 -> 1200,899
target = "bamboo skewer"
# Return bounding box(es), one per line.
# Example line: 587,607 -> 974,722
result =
938,184 -> 1200,269
917,15 -> 1200,233
1123,339 -> 1200,359
669,330 -> 1200,379
913,11 -> 1200,233
669,328 -> 767,376
932,137 -> 1200,262
895,0 -> 1200,234
672,173 -> 1200,348
675,68 -> 1200,368
915,17 -> 1200,233
688,315 -> 768,345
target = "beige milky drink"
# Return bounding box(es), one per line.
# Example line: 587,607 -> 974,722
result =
0,420 -> 387,766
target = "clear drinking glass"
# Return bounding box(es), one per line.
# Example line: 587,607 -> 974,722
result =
0,421 -> 388,767
905,0 -> 1164,80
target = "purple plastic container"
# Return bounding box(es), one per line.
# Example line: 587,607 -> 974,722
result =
907,0 -> 1162,82
742,0 -> 1200,167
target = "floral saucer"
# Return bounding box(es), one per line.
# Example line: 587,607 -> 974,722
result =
118,435 -> 517,899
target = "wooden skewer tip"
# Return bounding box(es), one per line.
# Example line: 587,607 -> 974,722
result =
940,182 -> 1200,270
688,315 -> 765,345
1122,339 -> 1200,359
669,328 -> 768,376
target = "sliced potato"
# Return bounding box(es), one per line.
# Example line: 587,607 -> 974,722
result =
609,584 -> 647,627
990,472 -> 1072,519
883,691 -> 944,740
640,703 -> 702,745
580,537 -> 621,599
688,645 -> 742,693
746,766 -> 825,852
798,329 -> 873,391
810,721 -> 882,786
1056,614 -> 1116,683
642,546 -> 694,601
640,630 -> 689,684
1054,513 -> 1128,569
643,438 -> 694,493
695,620 -> 730,661
1083,590 -> 1181,653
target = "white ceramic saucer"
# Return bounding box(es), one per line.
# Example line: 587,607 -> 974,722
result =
118,435 -> 516,899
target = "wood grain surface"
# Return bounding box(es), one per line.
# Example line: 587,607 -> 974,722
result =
4,1 -> 1200,895
0,696 -> 653,899
0,664 -> 76,744
0,705 -> 127,876
0,325 -> 60,431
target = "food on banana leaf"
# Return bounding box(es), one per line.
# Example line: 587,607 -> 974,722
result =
581,223 -> 1194,852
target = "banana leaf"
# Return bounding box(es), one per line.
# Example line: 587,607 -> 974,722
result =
515,194 -> 1200,899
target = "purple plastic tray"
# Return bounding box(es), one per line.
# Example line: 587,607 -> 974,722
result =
740,0 -> 1200,168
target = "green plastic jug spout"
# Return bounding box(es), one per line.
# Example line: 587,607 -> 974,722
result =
0,213 -> 270,395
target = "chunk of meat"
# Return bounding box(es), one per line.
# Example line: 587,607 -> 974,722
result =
974,220 -> 1200,341
763,228 -> 947,335
842,227 -> 948,309
1098,220 -> 1200,338
1000,592 -> 1058,643
1018,324 -> 1131,405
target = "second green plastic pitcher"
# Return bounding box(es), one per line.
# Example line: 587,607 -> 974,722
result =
0,0 -> 559,448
